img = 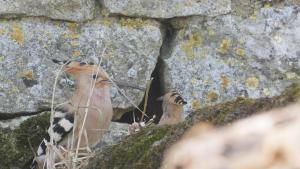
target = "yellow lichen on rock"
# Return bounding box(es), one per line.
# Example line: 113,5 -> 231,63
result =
20,70 -> 34,80
101,8 -> 110,17
220,74 -> 230,90
218,39 -> 231,54
181,32 -> 203,60
250,10 -> 258,20
236,48 -> 246,57
191,99 -> 201,110
0,28 -> 6,35
264,2 -> 272,8
67,22 -> 78,32
101,18 -> 114,27
120,18 -> 147,29
246,76 -> 260,89
11,86 -> 20,94
286,72 -> 297,80
72,50 -> 81,57
70,33 -> 79,39
206,91 -> 219,102
70,41 -> 79,47
11,23 -> 24,45
67,22 -> 81,58
67,22 -> 80,39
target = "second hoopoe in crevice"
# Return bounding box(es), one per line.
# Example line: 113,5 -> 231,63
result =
158,91 -> 187,125
30,59 -> 113,169
128,91 -> 186,134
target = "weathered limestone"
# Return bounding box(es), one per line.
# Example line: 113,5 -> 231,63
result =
163,6 -> 300,112
0,17 -> 162,113
0,0 -> 96,22
101,0 -> 231,18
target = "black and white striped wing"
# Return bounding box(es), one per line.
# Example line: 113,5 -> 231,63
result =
36,109 -> 74,157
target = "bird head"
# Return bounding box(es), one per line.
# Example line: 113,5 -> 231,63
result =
157,91 -> 187,106
52,59 -> 111,88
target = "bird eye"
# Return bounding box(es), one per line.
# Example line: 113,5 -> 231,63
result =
92,74 -> 97,79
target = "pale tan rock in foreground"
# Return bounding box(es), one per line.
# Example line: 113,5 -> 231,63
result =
162,103 -> 300,169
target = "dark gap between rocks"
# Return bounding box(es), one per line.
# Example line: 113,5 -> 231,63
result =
115,21 -> 176,124
115,57 -> 165,124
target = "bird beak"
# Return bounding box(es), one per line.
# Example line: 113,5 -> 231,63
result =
98,79 -> 113,85
52,59 -> 73,65
52,59 -> 64,65
110,80 -> 146,91
182,100 -> 187,105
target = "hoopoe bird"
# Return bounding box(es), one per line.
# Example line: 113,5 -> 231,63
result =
128,91 -> 186,134
29,59 -> 113,169
158,91 -> 187,125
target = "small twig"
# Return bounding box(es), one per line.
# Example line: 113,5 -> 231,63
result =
145,115 -> 156,126
140,78 -> 153,122
52,145 -> 65,161
47,63 -> 65,169
109,77 -> 150,119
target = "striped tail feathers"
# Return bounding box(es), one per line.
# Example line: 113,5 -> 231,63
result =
28,108 -> 74,168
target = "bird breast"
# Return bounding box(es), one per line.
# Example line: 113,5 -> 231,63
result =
74,89 -> 113,147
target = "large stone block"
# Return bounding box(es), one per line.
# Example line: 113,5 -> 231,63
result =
0,17 -> 162,113
164,6 -> 300,112
101,0 -> 231,18
0,0 -> 96,22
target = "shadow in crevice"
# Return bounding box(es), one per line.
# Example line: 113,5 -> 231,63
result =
114,21 -> 176,124
115,57 -> 165,124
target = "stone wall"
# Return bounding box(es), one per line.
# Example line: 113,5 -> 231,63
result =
0,0 -> 300,168
1,0 -> 299,121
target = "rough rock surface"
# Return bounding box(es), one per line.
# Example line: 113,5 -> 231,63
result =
87,83 -> 300,169
98,122 -> 129,147
0,0 -> 96,22
101,0 -> 231,18
0,17 -> 162,113
162,103 -> 300,169
164,6 -> 300,112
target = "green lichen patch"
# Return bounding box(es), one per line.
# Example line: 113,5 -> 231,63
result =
89,126 -> 173,169
0,112 -> 50,168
